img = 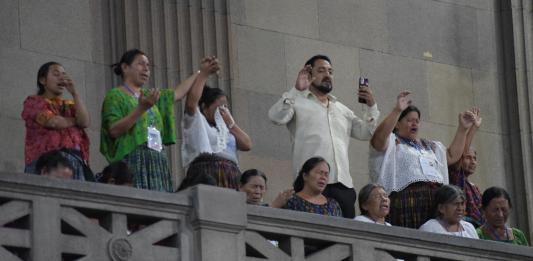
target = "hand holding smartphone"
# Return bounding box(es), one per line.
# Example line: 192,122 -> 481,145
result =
358,77 -> 369,104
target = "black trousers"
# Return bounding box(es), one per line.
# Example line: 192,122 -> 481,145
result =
323,182 -> 357,218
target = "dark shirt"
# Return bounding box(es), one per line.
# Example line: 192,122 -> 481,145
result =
284,194 -> 343,217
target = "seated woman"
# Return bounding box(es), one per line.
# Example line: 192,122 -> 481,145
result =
477,187 -> 529,246
283,157 -> 342,217
369,91 -> 475,228
354,183 -> 391,225
22,62 -> 91,180
179,67 -> 252,190
35,150 -> 75,180
419,185 -> 478,238
98,161 -> 134,187
239,169 -> 294,207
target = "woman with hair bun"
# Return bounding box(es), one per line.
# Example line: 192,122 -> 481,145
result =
101,49 -> 217,191
178,58 -> 252,190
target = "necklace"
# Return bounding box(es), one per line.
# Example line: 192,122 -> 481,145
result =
123,83 -> 140,98
485,224 -> 510,241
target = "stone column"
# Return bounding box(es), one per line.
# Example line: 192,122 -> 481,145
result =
501,0 -> 533,240
188,185 -> 247,261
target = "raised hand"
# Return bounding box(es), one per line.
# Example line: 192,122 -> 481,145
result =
294,65 -> 315,91
395,91 -> 411,112
470,107 -> 482,128
138,88 -> 160,111
199,56 -> 220,76
458,110 -> 475,129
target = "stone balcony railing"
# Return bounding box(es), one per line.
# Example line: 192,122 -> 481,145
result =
0,172 -> 531,261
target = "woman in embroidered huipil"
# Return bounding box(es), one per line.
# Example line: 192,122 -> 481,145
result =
178,56 -> 252,190
22,62 -> 90,180
477,187 -> 529,246
101,49 -> 206,191
369,91 -> 476,228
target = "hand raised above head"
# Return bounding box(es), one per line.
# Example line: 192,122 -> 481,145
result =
295,65 -> 315,91
469,107 -> 482,128
395,91 -> 411,112
458,110 -> 476,129
199,56 -> 220,75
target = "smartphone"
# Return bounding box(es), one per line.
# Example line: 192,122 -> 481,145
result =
358,77 -> 369,104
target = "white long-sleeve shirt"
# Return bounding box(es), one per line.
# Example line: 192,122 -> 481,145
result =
268,87 -> 379,188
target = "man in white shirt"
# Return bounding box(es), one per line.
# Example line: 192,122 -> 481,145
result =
268,55 -> 380,218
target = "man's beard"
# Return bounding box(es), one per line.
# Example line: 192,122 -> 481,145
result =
313,81 -> 332,94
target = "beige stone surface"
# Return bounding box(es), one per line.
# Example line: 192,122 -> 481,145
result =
243,0 -> 319,39
317,0 -> 389,52
234,25 -> 287,96
427,62 -> 474,125
19,0 -> 93,61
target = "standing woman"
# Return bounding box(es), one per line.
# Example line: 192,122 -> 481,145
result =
179,56 -> 252,190
369,91 -> 475,228
101,49 -> 207,191
22,62 -> 91,180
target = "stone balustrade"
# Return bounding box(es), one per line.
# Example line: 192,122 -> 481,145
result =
0,172 -> 531,261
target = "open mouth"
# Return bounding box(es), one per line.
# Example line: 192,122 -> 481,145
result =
410,127 -> 418,134
317,181 -> 327,188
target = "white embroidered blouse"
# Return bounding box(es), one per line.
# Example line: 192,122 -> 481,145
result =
181,108 -> 238,167
369,133 -> 449,194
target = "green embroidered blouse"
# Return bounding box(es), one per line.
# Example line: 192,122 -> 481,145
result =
100,87 -> 176,162
477,226 -> 529,246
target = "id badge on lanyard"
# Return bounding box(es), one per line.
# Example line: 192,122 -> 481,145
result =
419,150 -> 441,180
146,109 -> 163,152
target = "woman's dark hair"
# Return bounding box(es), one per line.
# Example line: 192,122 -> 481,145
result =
36,61 -> 62,95
240,169 -> 267,186
393,105 -> 421,134
399,105 -> 421,122
432,185 -> 465,218
199,85 -> 226,110
293,157 -> 330,193
481,186 -> 512,210
358,183 -> 386,216
111,49 -> 146,78
98,161 -> 133,185
305,55 -> 332,67
35,150 -> 73,175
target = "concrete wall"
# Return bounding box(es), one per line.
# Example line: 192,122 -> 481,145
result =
0,0 -> 112,173
0,0 -> 531,232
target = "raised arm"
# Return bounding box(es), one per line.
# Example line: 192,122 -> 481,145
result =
184,56 -> 219,115
370,91 -> 410,152
446,110 -> 475,165
464,107 -> 481,154
268,66 -> 313,125
173,71 -> 200,102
